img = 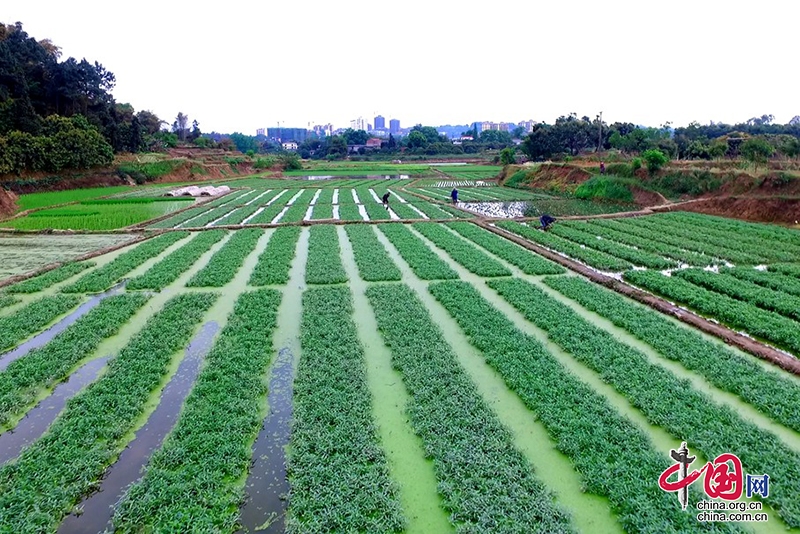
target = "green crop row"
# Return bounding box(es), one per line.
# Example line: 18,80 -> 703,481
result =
207,189 -> 285,226
0,294 -> 20,309
657,212 -> 800,249
445,222 -> 564,275
544,275 -> 800,433
148,205 -> 207,228
386,201 -> 424,220
0,294 -> 83,352
288,286 -> 404,532
277,191 -> 315,223
309,202 -> 333,220
0,292 -> 216,532
361,197 -> 393,221
723,267 -> 800,297
249,227 -> 301,286
0,293 -> 148,426
675,269 -> 800,321
549,223 -> 676,269
490,278 -> 800,526
313,188 -> 333,204
179,205 -> 240,228
496,221 -> 632,272
620,218 -> 762,265
657,218 -> 800,263
437,204 -> 473,219
771,263 -> 800,278
576,219 -> 713,266
305,225 -> 347,284
624,270 -> 800,355
337,202 -> 363,221
7,262 -> 94,294
186,229 -> 262,287
412,222 -> 510,277
407,200 -> 452,220
642,215 -> 793,264
344,225 -> 401,281
112,290 -> 281,532
377,224 -> 457,280
427,281 -> 713,533
62,232 -> 190,293
367,284 -> 573,532
127,230 -> 227,290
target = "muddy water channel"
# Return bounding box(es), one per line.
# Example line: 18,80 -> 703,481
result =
58,321 -> 219,534
0,283 -> 124,371
0,355 -> 109,466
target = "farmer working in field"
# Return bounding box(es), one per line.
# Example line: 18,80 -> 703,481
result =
540,214 -> 556,231
382,192 -> 390,209
451,188 -> 458,205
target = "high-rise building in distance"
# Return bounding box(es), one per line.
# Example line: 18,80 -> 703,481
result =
374,115 -> 385,130
256,128 -> 265,136
389,119 -> 400,134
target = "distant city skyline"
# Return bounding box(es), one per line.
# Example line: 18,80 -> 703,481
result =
5,1 -> 796,135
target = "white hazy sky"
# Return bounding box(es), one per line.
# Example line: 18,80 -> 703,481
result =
6,1 -> 798,134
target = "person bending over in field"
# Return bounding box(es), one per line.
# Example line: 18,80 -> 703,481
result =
451,188 -> 458,205
382,192 -> 390,209
540,214 -> 556,231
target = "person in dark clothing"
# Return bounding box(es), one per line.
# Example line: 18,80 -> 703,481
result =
451,188 -> 458,205
600,161 -> 606,175
540,214 -> 556,231
382,192 -> 390,209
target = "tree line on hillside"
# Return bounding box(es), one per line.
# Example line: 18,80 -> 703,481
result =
0,22 -> 179,175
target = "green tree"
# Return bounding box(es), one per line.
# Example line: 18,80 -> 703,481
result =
499,147 -> 516,165
740,137 -> 775,166
325,135 -> 348,159
406,130 -> 427,149
641,149 -> 668,175
172,112 -> 189,142
342,128 -> 369,145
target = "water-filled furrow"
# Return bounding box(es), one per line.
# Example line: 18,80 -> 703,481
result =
238,228 -> 308,533
0,283 -> 123,372
57,321 -> 219,534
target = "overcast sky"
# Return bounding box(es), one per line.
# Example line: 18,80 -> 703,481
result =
6,1 -> 798,134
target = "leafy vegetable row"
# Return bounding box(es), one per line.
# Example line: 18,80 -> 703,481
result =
343,225 -> 401,281
209,190 -> 282,226
446,222 -> 564,275
337,202 -> 364,221
0,294 -> 19,310
723,266 -> 800,297
247,200 -> 291,225
249,227 -> 302,286
624,270 -> 800,355
548,223 -> 676,269
0,292 -> 216,532
771,263 -> 800,279
428,280 -> 715,533
496,220 -> 632,272
274,189 -> 313,223
186,229 -> 262,287
367,284 -> 572,532
62,232 -> 189,293
377,223 -> 457,280
309,202 -> 333,220
642,215 -> 792,264
149,190 -> 250,229
0,293 -> 148,426
674,268 -> 800,321
618,217 -> 761,265
490,278 -> 800,526
387,201 -> 426,220
573,219 -> 713,266
657,212 -> 800,249
7,262 -> 94,294
305,225 -> 348,284
0,294 -> 83,352
412,222 -> 510,277
113,290 -> 281,532
545,275 -> 800,433
127,230 -> 227,290
288,286 -> 404,533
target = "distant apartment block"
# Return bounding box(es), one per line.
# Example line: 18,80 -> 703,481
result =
350,117 -> 367,131
389,119 -> 400,134
374,115 -> 385,130
267,127 -> 308,142
256,128 -> 265,136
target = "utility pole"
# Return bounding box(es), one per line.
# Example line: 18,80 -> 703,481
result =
597,111 -> 603,152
